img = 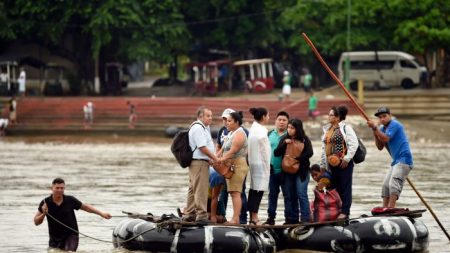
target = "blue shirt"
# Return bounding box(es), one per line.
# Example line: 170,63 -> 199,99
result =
268,129 -> 286,174
380,119 -> 413,166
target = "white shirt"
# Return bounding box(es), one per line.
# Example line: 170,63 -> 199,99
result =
189,121 -> 214,160
18,70 -> 26,82
0,73 -> 8,82
248,121 -> 271,191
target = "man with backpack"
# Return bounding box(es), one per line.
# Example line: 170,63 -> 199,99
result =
183,106 -> 218,223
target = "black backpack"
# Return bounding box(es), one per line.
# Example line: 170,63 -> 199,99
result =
344,125 -> 366,164
171,122 -> 204,168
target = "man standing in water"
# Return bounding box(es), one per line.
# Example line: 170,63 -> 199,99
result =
367,107 -> 413,208
34,178 -> 111,251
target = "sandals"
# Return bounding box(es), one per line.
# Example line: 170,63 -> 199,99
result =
249,220 -> 262,226
337,213 -> 348,219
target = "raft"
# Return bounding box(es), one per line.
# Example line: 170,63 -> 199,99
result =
113,218 -> 277,252
113,212 -> 429,253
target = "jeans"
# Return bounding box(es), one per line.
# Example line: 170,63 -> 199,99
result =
267,173 -> 282,219
296,172 -> 310,221
219,177 -> 248,224
330,161 -> 354,216
281,173 -> 299,222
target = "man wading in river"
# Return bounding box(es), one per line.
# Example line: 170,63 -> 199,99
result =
34,178 -> 111,251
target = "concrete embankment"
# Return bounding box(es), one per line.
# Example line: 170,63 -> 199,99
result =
1,87 -> 449,141
1,96 -> 357,137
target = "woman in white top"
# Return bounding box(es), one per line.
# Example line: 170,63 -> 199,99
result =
247,107 -> 271,225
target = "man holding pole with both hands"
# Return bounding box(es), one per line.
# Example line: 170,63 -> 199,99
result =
367,107 -> 413,209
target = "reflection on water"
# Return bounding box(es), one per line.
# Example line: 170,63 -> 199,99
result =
0,137 -> 449,253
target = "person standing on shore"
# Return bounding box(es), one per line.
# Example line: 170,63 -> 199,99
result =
34,178 -> 111,252
9,96 -> 17,126
127,101 -> 137,129
302,68 -> 312,94
281,71 -> 292,101
308,91 -> 318,121
367,107 -> 413,208
18,67 -> 26,96
83,102 -> 94,129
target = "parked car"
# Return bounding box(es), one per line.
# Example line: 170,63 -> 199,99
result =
338,51 -> 428,90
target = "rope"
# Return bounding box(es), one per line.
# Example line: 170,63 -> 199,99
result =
45,212 -> 156,244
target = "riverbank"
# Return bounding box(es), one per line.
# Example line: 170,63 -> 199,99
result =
2,85 -> 449,142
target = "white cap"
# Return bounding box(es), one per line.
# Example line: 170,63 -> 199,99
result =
221,108 -> 235,118
284,71 -> 289,75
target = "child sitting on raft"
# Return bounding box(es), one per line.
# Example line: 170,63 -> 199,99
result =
309,164 -> 342,222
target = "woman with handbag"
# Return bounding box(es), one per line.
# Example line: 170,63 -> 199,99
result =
320,105 -> 358,219
274,118 -> 313,224
217,111 -> 249,224
247,107 -> 271,225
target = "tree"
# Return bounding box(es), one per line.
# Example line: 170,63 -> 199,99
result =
277,0 -> 450,86
388,0 -> 450,86
181,0 -> 282,59
0,0 -> 188,93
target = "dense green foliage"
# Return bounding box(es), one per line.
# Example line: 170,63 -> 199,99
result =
1,0 -> 448,85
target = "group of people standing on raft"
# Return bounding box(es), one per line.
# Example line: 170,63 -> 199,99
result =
182,105 -> 413,225
32,104 -> 413,252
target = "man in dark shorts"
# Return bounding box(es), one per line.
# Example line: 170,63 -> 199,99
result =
34,178 -> 111,251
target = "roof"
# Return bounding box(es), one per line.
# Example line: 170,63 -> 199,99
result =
340,51 -> 415,60
233,58 -> 273,66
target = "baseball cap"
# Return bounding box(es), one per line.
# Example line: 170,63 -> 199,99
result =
374,107 -> 390,117
221,108 -> 235,118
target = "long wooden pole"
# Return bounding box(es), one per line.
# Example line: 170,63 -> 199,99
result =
407,177 -> 450,240
301,32 -> 450,242
301,33 -> 369,121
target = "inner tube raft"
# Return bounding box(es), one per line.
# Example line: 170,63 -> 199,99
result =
113,216 -> 428,253
279,216 -> 429,253
113,218 -> 277,253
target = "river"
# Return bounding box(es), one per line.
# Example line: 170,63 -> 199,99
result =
0,136 -> 449,253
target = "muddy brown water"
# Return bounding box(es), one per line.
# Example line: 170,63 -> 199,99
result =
0,136 -> 449,252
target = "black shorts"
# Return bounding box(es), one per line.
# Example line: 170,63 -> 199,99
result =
49,234 -> 79,252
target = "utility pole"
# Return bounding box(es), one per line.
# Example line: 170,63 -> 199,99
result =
344,0 -> 351,89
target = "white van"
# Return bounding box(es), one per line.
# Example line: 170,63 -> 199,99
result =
338,51 -> 427,90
